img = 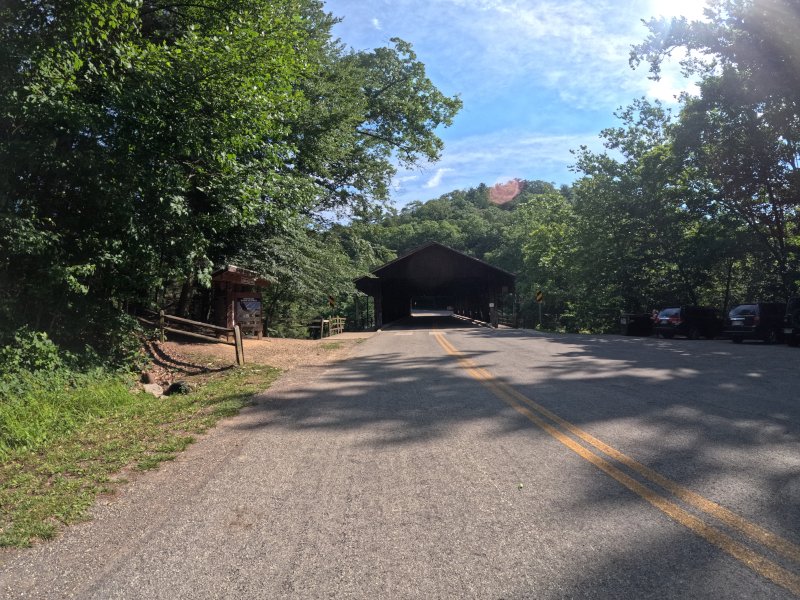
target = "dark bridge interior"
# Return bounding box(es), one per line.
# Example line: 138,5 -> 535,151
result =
355,242 -> 515,327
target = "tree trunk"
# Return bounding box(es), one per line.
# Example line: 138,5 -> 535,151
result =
722,258 -> 734,316
176,274 -> 194,317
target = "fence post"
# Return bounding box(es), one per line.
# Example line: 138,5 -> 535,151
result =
159,310 -> 165,343
234,325 -> 244,365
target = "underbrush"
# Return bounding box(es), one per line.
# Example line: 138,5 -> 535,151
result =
0,329 -> 137,459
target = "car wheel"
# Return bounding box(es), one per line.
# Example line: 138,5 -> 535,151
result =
688,327 -> 700,340
662,332 -> 674,339
764,330 -> 778,344
732,336 -> 743,344
789,335 -> 799,347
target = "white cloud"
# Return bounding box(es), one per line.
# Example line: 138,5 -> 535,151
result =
424,168 -> 454,188
343,0 -> 698,109
647,0 -> 708,20
330,0 -> 706,107
645,64 -> 700,103
390,173 -> 420,192
389,128 -> 607,203
327,0 -> 707,205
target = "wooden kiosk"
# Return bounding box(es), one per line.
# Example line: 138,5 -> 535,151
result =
211,265 -> 270,339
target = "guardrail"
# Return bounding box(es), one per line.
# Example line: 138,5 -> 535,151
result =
158,311 -> 244,365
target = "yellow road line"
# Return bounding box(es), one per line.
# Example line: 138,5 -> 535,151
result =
433,332 -> 800,561
492,375 -> 800,564
432,333 -> 800,596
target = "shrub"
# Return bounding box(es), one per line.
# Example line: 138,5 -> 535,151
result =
0,328 -> 67,374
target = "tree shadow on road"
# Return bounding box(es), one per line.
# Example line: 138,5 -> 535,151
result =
232,324 -> 800,598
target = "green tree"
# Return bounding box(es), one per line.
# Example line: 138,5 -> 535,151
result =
487,190 -> 576,327
230,219 -> 357,336
570,100 -> 736,328
632,0 -> 800,295
0,0 -> 461,350
0,0 -> 315,346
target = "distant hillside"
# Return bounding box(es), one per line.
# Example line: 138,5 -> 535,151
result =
348,179 -> 567,272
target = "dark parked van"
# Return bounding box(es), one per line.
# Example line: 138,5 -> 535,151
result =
784,297 -> 800,347
725,302 -> 786,344
654,306 -> 723,339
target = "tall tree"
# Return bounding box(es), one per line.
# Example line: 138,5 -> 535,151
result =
632,0 -> 800,294
571,100 -> 736,326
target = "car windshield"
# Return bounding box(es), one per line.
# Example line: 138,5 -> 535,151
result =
730,305 -> 757,317
658,308 -> 680,318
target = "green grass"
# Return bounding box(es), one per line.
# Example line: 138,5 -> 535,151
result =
0,371 -> 135,457
320,341 -> 344,350
0,364 -> 280,547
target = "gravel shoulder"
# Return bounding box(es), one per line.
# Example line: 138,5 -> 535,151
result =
138,333 -> 374,391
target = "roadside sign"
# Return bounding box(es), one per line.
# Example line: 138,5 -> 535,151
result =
535,290 -> 544,303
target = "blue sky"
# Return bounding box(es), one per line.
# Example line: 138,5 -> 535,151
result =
324,0 -> 707,206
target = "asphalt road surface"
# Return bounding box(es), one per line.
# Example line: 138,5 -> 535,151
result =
2,316 -> 799,599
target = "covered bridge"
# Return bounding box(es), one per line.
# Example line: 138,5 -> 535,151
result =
355,242 -> 515,327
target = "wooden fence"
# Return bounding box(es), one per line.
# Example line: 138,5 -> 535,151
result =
329,316 -> 345,336
308,316 -> 346,339
158,311 -> 244,365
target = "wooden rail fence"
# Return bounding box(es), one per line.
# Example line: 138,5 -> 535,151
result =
497,312 -> 516,328
329,316 -> 345,336
308,316 -> 347,339
158,311 -> 244,365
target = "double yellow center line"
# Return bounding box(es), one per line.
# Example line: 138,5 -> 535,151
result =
432,332 -> 800,596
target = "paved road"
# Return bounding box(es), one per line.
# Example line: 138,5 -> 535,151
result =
2,316 -> 799,598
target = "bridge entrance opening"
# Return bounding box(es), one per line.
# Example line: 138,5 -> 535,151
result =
410,295 -> 454,317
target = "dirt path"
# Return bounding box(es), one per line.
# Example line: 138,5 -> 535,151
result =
176,334 -> 372,368
143,333 -> 374,388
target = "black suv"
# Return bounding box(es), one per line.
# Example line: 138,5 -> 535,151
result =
654,306 -> 723,339
784,297 -> 800,347
725,302 -> 786,344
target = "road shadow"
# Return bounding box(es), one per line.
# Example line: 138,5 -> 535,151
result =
234,326 -> 799,598
145,340 -> 232,375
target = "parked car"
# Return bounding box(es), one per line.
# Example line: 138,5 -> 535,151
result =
725,302 -> 786,344
619,313 -> 654,336
784,297 -> 800,347
654,306 -> 723,339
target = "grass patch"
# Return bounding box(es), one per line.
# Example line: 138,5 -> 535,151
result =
0,364 -> 279,548
320,341 -> 344,351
